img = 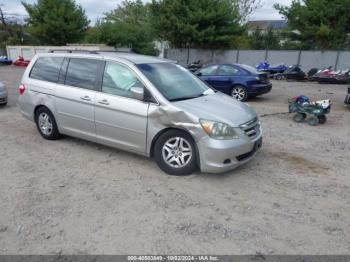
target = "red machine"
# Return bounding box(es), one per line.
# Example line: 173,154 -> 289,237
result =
13,56 -> 30,67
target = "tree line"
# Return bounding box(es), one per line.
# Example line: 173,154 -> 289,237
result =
1,0 -> 350,55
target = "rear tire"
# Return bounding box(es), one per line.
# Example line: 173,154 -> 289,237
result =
35,107 -> 61,140
231,85 -> 248,101
154,130 -> 197,176
275,74 -> 283,80
293,113 -> 306,123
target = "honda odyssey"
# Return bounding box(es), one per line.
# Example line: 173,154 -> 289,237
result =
18,51 -> 262,175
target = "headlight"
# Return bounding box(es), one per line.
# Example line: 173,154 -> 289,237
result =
199,119 -> 238,140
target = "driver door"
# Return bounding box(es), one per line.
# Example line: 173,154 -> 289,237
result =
95,61 -> 149,154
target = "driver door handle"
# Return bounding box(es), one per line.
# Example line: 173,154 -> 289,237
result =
98,99 -> 110,105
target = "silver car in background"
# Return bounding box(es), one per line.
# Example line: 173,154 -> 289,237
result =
18,51 -> 262,175
0,81 -> 8,106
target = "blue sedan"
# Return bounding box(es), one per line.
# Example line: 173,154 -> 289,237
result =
195,63 -> 272,101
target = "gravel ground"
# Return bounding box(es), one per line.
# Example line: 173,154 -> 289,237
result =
0,66 -> 349,255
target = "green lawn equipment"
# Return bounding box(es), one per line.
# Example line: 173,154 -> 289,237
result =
288,96 -> 331,126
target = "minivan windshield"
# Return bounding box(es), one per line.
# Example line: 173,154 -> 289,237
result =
137,63 -> 214,101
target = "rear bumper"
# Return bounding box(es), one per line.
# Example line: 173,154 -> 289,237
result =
248,83 -> 272,96
18,94 -> 35,121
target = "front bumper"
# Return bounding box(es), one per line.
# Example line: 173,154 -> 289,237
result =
197,133 -> 263,174
0,89 -> 8,104
249,83 -> 272,95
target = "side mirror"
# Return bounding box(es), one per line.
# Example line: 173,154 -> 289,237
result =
130,87 -> 144,101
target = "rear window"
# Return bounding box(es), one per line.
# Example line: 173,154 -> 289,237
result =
239,64 -> 260,74
65,58 -> 102,90
30,57 -> 64,83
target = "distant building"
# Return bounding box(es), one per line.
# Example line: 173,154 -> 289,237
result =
247,20 -> 288,35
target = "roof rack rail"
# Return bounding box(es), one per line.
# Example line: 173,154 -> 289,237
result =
48,49 -> 99,54
98,50 -> 133,53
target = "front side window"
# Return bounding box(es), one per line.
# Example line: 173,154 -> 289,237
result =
102,62 -> 143,98
199,65 -> 219,76
65,58 -> 102,90
137,63 -> 214,101
30,57 -> 64,83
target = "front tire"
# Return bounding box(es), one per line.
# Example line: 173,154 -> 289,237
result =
35,107 -> 61,140
231,85 -> 248,101
318,115 -> 327,124
154,130 -> 197,176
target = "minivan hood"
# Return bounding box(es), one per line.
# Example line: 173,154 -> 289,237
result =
173,92 -> 257,127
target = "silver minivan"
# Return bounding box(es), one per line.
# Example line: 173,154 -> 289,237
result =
18,51 -> 262,175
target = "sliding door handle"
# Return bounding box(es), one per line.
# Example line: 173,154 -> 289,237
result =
80,96 -> 91,101
98,99 -> 110,105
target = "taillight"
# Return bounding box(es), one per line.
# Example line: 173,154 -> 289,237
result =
19,84 -> 26,95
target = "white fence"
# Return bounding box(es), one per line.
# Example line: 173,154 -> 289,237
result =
6,45 -> 115,60
166,49 -> 350,71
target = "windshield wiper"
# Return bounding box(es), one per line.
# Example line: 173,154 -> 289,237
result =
168,93 -> 205,102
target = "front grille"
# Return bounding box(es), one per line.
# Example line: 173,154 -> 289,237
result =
236,137 -> 262,161
236,149 -> 256,161
0,97 -> 7,103
240,117 -> 260,139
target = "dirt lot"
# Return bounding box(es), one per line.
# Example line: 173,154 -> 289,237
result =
0,66 -> 349,255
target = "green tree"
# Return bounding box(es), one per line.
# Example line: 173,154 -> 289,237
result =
275,0 -> 350,49
235,0 -> 262,23
250,28 -> 282,50
86,0 -> 157,55
0,5 -> 35,48
150,0 -> 244,49
22,0 -> 89,45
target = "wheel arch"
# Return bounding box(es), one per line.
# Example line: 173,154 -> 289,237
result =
150,127 -> 192,156
231,83 -> 248,90
150,127 -> 201,168
34,104 -> 52,119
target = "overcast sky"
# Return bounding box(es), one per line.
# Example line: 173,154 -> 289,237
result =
1,0 -> 293,24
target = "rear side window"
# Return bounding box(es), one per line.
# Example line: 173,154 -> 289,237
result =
30,57 -> 64,83
58,58 -> 69,84
65,58 -> 102,90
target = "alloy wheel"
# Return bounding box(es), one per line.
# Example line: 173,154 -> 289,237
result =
232,87 -> 246,101
162,137 -> 193,168
38,112 -> 53,135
